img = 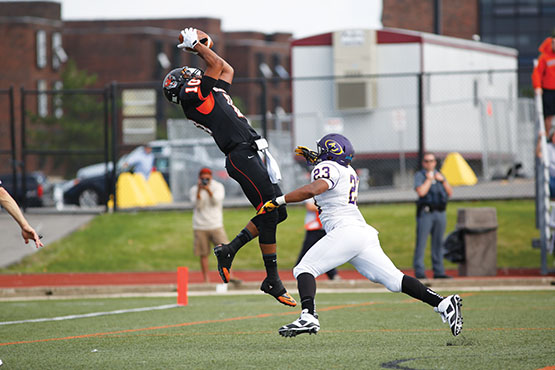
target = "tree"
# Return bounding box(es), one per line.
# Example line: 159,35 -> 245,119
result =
28,60 -> 107,177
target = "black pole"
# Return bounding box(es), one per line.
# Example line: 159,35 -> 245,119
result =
103,87 -> 110,213
110,82 -> 118,212
434,0 -> 442,35
9,86 -> 17,202
417,73 -> 425,168
260,78 -> 268,139
19,87 -> 27,210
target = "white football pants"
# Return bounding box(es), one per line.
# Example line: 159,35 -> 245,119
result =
293,224 -> 404,292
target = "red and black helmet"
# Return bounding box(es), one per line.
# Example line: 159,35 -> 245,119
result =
162,66 -> 203,104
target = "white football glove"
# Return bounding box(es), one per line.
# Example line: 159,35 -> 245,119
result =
177,28 -> 199,50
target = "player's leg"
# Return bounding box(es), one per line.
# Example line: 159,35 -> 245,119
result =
213,221 -> 256,282
215,148 -> 264,282
296,230 -> 318,265
350,228 -> 463,336
413,211 -> 433,278
223,148 -> 294,306
279,227 -> 356,336
210,228 -> 242,284
430,212 -> 447,278
254,209 -> 296,306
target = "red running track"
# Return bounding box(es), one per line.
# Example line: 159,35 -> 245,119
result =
0,268 -> 549,288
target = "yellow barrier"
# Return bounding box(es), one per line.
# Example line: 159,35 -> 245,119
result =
111,172 -> 148,208
440,152 -> 478,186
107,171 -> 172,208
147,171 -> 173,204
133,173 -> 157,206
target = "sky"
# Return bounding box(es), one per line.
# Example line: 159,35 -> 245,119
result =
37,0 -> 382,39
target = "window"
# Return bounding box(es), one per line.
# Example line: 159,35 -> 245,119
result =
54,81 -> 63,118
257,53 -> 272,78
51,32 -> 67,70
36,30 -> 47,69
37,80 -> 48,117
272,53 -> 289,79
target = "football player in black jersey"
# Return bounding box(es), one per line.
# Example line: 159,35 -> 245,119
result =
162,28 -> 296,307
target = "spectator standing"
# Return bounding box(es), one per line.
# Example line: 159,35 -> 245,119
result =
413,153 -> 453,279
124,145 -> 154,180
189,168 -> 229,283
0,180 -> 43,248
532,30 -> 555,135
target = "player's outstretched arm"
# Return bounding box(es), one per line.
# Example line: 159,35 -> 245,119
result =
193,42 -> 234,84
257,180 -> 329,215
177,28 -> 234,83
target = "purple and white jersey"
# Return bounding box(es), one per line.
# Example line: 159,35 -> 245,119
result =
311,160 -> 372,233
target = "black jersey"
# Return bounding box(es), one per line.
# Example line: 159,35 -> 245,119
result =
179,77 -> 260,154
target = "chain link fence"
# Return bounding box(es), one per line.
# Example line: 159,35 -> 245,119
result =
6,69 -> 536,210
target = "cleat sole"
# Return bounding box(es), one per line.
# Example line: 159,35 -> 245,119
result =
219,267 -> 230,284
277,293 -> 297,307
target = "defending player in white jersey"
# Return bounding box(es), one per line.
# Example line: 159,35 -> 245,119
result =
257,133 -> 463,337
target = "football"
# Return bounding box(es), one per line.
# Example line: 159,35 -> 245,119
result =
179,29 -> 214,53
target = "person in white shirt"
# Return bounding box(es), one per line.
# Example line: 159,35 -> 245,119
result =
0,180 -> 43,248
189,168 -> 229,283
123,145 -> 154,180
258,133 -> 463,338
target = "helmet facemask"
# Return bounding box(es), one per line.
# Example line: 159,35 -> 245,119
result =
162,66 -> 204,104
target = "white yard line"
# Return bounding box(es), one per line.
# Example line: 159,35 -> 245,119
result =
0,303 -> 180,326
1,285 -> 553,325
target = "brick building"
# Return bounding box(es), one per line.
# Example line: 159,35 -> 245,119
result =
0,1 -> 293,174
62,21 -> 292,115
383,0 -> 555,93
0,1 -> 65,173
62,18 -> 224,86
382,0 -> 479,40
224,32 -> 292,117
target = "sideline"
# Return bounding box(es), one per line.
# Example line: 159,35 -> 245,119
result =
0,284 -> 553,302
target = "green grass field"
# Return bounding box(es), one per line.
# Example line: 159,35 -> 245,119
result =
3,199 -> 550,274
0,290 -> 554,369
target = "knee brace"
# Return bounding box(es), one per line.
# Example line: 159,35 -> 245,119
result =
252,211 -> 278,244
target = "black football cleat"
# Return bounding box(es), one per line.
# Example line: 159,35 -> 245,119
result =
260,278 -> 297,307
213,244 -> 235,283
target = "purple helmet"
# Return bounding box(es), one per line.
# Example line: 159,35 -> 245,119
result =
316,133 -> 355,166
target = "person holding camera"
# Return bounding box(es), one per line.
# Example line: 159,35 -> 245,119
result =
189,168 -> 229,283
413,153 -> 453,279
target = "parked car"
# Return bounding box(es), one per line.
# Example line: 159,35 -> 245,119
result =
60,142 -> 170,208
61,138 -> 243,208
0,172 -> 51,207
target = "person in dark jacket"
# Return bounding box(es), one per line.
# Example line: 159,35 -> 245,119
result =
413,153 -> 453,279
